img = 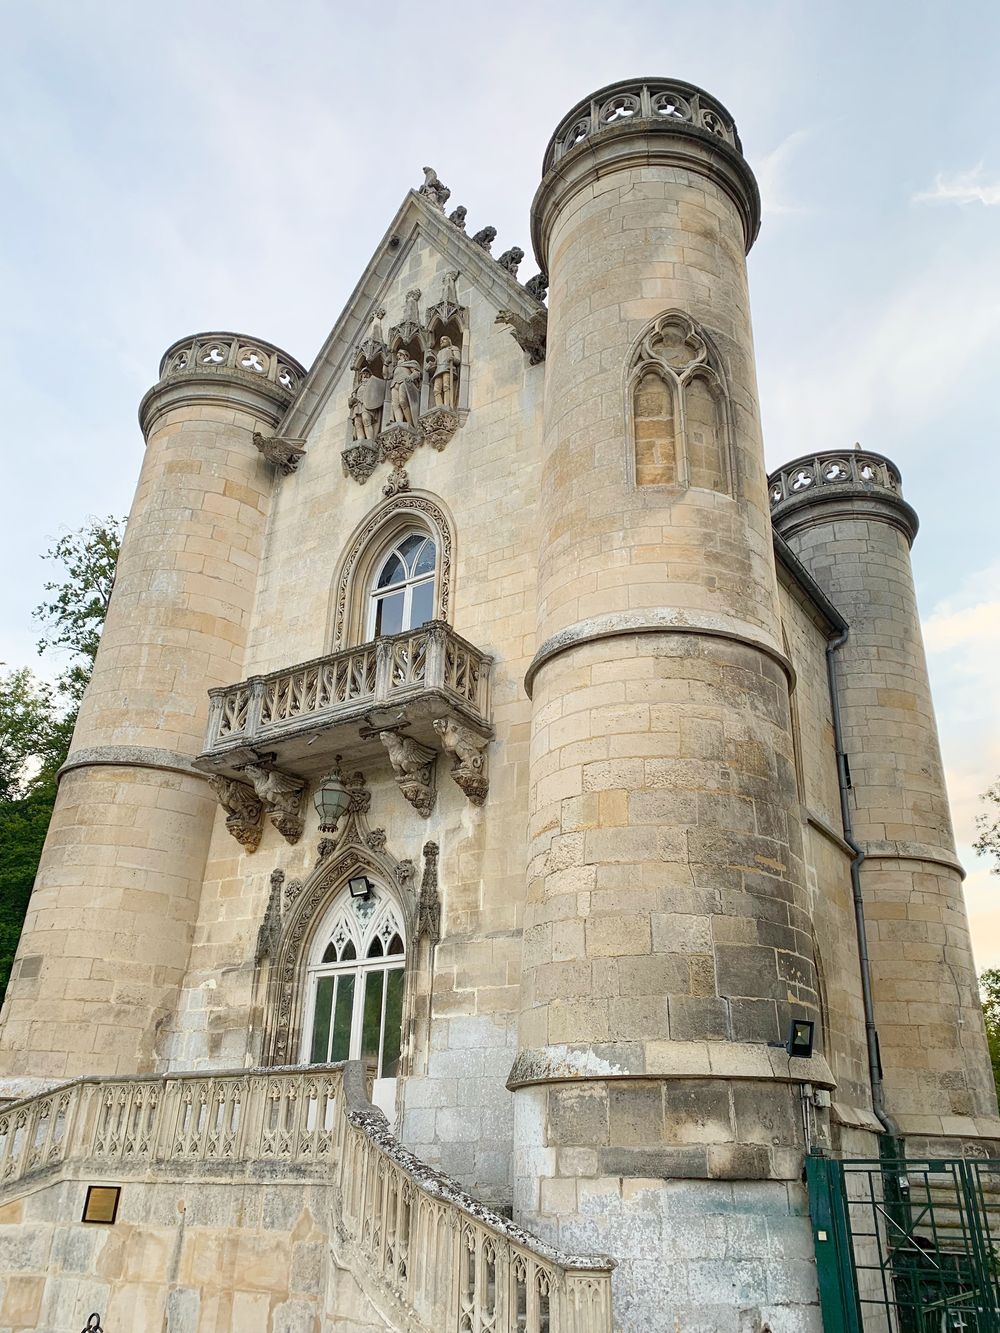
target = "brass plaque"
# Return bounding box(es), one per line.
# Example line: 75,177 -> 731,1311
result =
82,1185 -> 120,1224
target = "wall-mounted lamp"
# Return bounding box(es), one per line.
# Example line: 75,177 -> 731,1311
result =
348,875 -> 374,901
787,1018 -> 815,1060
313,757 -> 352,833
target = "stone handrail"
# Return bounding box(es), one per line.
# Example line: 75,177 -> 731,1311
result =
156,331 -> 306,400
204,621 -> 493,752
767,450 -> 903,510
543,78 -> 741,170
0,1063 -> 613,1333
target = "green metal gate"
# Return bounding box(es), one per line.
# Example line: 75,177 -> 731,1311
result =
807,1154 -> 1000,1331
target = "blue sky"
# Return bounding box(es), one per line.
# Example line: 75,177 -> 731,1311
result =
3,2 -> 999,954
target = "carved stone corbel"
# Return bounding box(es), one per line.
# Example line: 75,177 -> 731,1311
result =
342,441 -> 380,485
419,408 -> 459,452
382,465 -> 410,497
495,308 -> 547,365
256,868 -> 284,964
433,717 -> 490,806
378,423 -> 422,469
417,841 -> 441,944
252,432 -> 307,475
237,760 -> 306,844
208,775 -> 264,853
378,729 -> 437,818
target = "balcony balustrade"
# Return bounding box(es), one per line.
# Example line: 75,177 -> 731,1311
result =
197,621 -> 493,780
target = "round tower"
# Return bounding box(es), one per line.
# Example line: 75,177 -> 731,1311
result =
512,80 -> 828,1327
0,334 -> 304,1086
770,450 -> 1000,1144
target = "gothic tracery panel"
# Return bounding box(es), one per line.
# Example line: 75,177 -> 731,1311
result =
628,311 -> 733,496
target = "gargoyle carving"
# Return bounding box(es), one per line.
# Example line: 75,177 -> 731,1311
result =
208,775 -> 264,853
471,226 -> 497,253
497,247 -> 525,278
448,205 -> 467,231
495,308 -> 547,365
239,762 -> 306,844
525,272 -> 548,303
379,729 -> 437,817
252,432 -> 306,476
419,167 -> 450,209
433,716 -> 490,805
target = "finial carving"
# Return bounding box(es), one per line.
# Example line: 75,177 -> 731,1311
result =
497,247 -> 525,278
471,226 -> 497,253
417,840 -> 441,943
255,869 -> 284,963
419,167 -> 451,209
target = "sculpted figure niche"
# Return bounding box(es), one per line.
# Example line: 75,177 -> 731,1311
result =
389,349 -> 422,426
426,336 -> 460,409
349,368 -> 385,442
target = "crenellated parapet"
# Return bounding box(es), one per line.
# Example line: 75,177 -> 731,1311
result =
768,448 -> 919,545
140,331 -> 306,434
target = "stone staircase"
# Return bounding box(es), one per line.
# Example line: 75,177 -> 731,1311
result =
0,1061 -> 613,1332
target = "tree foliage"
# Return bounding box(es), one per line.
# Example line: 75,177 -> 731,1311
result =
0,516 -> 123,999
981,968 -> 1000,1106
33,516 -> 124,702
974,782 -> 1000,875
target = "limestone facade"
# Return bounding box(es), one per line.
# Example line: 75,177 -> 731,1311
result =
0,77 -> 995,1332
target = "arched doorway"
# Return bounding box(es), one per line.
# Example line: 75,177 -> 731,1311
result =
301,882 -> 405,1118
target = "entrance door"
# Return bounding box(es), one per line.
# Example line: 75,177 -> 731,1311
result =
303,885 -> 406,1124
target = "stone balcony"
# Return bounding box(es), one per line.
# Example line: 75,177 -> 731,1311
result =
195,623 -> 494,829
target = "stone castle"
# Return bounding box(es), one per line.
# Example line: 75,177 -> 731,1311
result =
0,77 -> 995,1333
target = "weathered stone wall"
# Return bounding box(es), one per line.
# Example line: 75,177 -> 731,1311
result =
511,97 -> 824,1329
0,1176 -> 384,1332
161,237 -> 544,1206
0,368 -> 294,1085
777,494 -> 1000,1139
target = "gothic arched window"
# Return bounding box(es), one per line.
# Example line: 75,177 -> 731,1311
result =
303,884 -> 405,1078
627,311 -> 733,495
367,532 -> 437,638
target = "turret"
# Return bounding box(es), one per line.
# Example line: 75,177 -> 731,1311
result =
0,334 -> 305,1086
770,449 -> 1000,1143
511,80 -> 828,1328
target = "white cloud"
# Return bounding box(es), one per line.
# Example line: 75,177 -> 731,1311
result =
913,165 -> 1000,207
755,128 -> 810,218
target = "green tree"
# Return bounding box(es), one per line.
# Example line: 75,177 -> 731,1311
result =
33,516 -> 124,702
981,968 -> 1000,1106
974,782 -> 1000,875
0,516 -> 123,1000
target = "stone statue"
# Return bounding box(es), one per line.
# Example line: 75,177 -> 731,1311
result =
367,306 -> 386,343
440,270 -> 459,308
426,336 -> 461,409
403,288 -> 422,327
389,349 -> 422,426
525,272 -> 549,303
379,729 -> 437,817
419,167 -> 450,209
498,247 -> 525,278
349,368 -> 386,440
448,205 -> 467,231
471,226 -> 497,252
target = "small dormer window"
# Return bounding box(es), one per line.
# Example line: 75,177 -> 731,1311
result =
367,532 -> 436,638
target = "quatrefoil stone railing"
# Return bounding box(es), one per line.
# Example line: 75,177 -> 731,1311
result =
767,449 -> 919,544
542,78 -> 743,171
155,331 -> 307,403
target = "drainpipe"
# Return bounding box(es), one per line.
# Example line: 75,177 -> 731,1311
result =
826,627 -> 900,1141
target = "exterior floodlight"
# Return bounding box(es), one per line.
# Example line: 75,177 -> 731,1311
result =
313,757 -> 351,832
787,1018 -> 815,1060
348,876 -> 373,900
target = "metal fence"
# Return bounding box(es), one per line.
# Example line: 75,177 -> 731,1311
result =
808,1154 -> 1000,1332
